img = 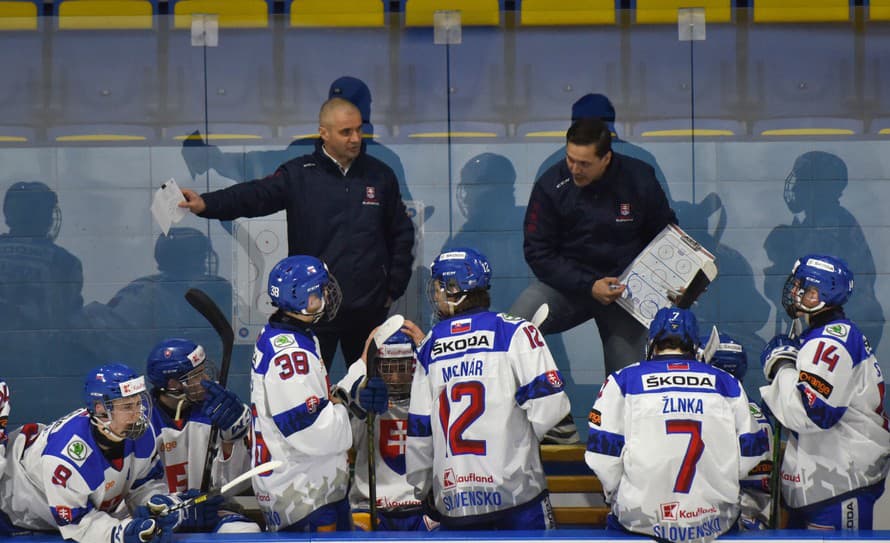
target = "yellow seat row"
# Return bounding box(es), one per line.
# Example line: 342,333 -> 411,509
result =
2,1 -> 888,31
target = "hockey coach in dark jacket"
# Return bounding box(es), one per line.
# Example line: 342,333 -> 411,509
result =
180,98 -> 415,370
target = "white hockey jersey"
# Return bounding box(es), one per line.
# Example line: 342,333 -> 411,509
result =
739,402 -> 773,530
0,409 -> 168,543
249,319 -> 352,531
585,357 -> 769,543
760,317 -> 890,509
0,379 -> 9,478
406,311 -> 571,521
336,360 -> 421,512
150,401 -> 251,493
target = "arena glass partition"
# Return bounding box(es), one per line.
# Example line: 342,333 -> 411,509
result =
0,2 -> 887,442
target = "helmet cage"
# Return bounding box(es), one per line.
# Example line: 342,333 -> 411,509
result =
781,255 -> 853,317
85,367 -> 152,440
378,357 -> 414,402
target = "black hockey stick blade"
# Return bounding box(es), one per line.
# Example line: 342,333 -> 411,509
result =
185,288 -> 235,492
185,288 -> 234,386
162,461 -> 283,516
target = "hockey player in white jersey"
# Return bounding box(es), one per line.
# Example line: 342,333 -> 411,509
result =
335,329 -> 439,531
145,337 -> 258,532
760,254 -> 890,529
0,378 -> 9,480
0,363 -> 220,542
406,247 -> 571,530
586,307 -> 769,542
250,255 -> 352,532
702,332 -> 773,530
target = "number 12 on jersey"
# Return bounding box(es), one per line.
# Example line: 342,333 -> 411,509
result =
438,382 -> 487,457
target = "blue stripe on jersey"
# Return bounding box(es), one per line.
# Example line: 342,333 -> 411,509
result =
417,311 -> 521,371
797,384 -> 847,429
132,460 -> 165,490
255,324 -> 318,375
51,503 -> 92,526
739,428 -> 770,457
515,370 -> 566,406
272,398 -> 330,437
616,358 -> 742,398
407,413 -> 431,437
586,427 -> 625,457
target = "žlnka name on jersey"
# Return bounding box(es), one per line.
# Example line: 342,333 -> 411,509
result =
431,331 -> 494,359
643,372 -> 716,391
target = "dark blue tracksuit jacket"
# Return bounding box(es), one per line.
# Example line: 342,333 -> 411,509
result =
199,141 -> 415,312
523,152 -> 677,296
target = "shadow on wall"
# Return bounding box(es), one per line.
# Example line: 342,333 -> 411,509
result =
672,192 -> 771,400
763,151 -> 884,348
79,227 -> 234,384
0,182 -> 90,423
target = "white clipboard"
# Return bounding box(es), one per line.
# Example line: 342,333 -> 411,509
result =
615,223 -> 718,328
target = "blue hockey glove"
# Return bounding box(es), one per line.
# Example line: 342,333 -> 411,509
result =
760,335 -> 800,383
139,494 -> 181,533
201,380 -> 244,429
123,517 -> 169,543
358,376 -> 389,414
177,489 -> 224,532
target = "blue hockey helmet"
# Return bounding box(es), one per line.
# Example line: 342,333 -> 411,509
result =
702,333 -> 747,382
647,307 -> 700,360
83,363 -> 151,440
146,338 -> 215,402
782,254 -> 853,317
428,248 -> 492,317
377,330 -> 416,402
268,255 -> 341,322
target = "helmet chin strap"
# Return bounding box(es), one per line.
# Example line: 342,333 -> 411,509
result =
442,294 -> 466,317
90,415 -> 127,443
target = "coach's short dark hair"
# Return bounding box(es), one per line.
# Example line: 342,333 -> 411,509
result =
566,118 -> 612,158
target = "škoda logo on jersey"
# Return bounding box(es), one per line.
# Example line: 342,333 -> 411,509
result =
431,331 -> 494,358
643,372 -> 715,391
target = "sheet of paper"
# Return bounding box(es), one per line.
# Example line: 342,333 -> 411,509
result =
150,178 -> 188,236
616,223 -> 717,328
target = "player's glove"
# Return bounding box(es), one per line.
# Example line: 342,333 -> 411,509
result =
358,376 -> 389,414
138,494 -> 182,534
201,380 -> 245,429
760,335 -> 800,383
123,517 -> 169,543
177,489 -> 224,532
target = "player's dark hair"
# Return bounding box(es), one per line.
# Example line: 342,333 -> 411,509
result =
452,289 -> 490,314
566,118 -> 612,158
654,337 -> 696,358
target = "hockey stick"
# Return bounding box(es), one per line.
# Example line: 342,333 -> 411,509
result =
161,460 -> 283,516
365,314 -> 405,531
184,288 -> 235,492
768,317 -> 802,529
531,303 -> 549,329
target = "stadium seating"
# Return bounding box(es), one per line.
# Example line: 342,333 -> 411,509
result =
404,0 -> 501,27
164,0 -> 276,142
0,1 -> 40,143
49,0 -> 160,143
288,0 -> 385,27
625,1 -> 744,139
398,2 -> 508,139
866,0 -> 890,135
748,0 -> 861,137
518,0 -> 615,26
513,2 -> 620,137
